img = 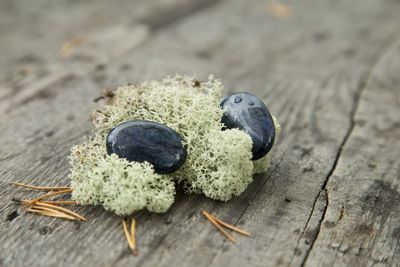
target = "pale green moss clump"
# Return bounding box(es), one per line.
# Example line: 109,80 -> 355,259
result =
69,75 -> 279,216
184,129 -> 253,201
69,134 -> 175,215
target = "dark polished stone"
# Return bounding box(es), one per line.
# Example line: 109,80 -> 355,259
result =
220,92 -> 276,160
106,120 -> 187,174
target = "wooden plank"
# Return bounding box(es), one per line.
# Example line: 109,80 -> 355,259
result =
0,24 -> 149,114
0,0 -> 215,73
303,39 -> 400,266
0,0 -> 219,114
0,0 -> 400,266
0,0 -> 147,97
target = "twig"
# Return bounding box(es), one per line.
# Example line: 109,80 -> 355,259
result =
202,211 -> 236,243
11,182 -> 71,191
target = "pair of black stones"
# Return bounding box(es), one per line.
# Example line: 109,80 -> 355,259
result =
106,92 -> 276,174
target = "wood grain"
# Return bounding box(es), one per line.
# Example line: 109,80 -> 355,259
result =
0,0 -> 218,114
303,39 -> 400,267
0,0 -> 400,266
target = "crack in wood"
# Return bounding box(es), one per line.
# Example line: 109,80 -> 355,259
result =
298,43 -> 395,266
298,81 -> 365,266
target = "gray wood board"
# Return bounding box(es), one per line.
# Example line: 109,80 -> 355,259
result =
1,0 -> 400,266
304,39 -> 400,267
0,0 -> 218,114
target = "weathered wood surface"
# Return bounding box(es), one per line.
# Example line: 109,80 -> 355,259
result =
1,0 -> 400,266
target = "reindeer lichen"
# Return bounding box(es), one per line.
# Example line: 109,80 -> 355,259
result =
69,75 -> 279,215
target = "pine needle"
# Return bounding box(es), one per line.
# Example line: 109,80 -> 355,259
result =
26,206 -> 76,221
20,199 -> 78,205
59,36 -> 87,58
27,188 -> 73,205
130,218 -> 136,253
11,181 -> 88,222
11,182 -> 71,191
122,219 -> 137,255
202,211 -> 236,243
35,202 -> 86,221
207,213 -> 251,237
40,200 -> 78,205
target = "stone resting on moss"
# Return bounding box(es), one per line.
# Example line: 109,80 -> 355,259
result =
69,75 -> 280,216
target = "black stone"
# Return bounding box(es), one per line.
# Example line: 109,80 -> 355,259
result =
220,92 -> 276,160
106,120 -> 187,174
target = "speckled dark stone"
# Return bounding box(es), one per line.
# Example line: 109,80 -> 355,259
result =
106,120 -> 187,174
220,92 -> 276,160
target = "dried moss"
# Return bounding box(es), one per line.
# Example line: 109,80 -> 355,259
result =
69,75 -> 280,215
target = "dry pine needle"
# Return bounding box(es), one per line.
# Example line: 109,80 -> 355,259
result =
11,181 -> 85,222
122,219 -> 137,256
202,210 -> 251,243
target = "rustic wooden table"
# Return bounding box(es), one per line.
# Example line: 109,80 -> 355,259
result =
1,0 -> 400,266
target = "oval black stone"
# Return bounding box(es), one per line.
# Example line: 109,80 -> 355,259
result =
106,120 -> 187,174
220,92 -> 276,160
